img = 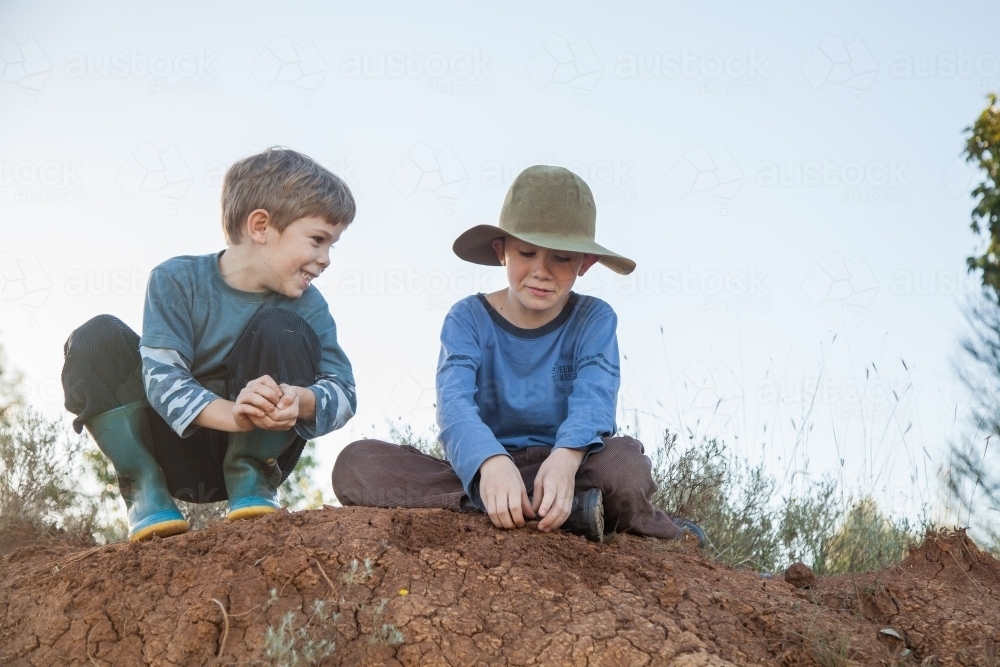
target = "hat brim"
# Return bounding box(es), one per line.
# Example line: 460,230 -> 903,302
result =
453,225 -> 636,275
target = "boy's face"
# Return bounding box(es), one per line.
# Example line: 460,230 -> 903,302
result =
493,237 -> 598,315
263,216 -> 345,298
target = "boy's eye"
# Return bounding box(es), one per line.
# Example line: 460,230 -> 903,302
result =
519,251 -> 535,257
311,237 -> 324,244
554,255 -> 571,262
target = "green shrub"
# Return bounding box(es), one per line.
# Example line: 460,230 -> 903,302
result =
649,430 -> 922,574
0,408 -> 98,549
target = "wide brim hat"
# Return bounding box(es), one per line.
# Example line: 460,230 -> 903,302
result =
453,165 -> 636,275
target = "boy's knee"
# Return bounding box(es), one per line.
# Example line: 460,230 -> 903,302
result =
249,308 -> 311,337
595,436 -> 654,487
246,308 -> 320,356
331,440 -> 378,505
65,314 -> 135,358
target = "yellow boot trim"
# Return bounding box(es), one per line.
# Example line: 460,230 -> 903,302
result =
129,519 -> 190,543
226,505 -> 278,522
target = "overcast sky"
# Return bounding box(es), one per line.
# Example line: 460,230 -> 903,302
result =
1,1 -> 995,514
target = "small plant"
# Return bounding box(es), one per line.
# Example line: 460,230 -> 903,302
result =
368,599 -> 404,647
808,630 -> 852,667
787,616 -> 853,667
389,421 -> 445,460
340,558 -> 375,585
264,599 -> 340,666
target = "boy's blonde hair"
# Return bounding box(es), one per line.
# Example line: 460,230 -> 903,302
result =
221,147 -> 356,244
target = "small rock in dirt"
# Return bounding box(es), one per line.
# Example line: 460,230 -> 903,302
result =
784,562 -> 815,589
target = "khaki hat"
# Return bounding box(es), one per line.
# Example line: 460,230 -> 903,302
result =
452,165 -> 636,275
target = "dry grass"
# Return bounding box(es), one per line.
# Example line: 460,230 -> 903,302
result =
649,430 -> 921,574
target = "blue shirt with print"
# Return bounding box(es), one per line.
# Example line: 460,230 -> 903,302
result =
436,292 -> 619,501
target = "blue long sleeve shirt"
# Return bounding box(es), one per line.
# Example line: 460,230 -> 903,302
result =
436,292 -> 620,500
139,251 -> 356,440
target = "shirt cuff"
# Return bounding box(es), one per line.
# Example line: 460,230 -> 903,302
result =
553,438 -> 606,465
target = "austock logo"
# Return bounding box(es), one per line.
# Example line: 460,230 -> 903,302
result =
527,34 -> 603,102
0,34 -> 51,98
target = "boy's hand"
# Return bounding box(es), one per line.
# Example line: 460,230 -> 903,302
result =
232,375 -> 297,431
531,447 -> 585,532
253,383 -> 299,430
479,455 -> 535,530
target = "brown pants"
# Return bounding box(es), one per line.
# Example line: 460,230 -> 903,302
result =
331,435 -> 680,539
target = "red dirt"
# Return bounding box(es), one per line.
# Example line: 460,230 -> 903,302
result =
1,507 -> 997,666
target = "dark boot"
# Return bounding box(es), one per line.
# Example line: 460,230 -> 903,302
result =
223,428 -> 297,521
562,488 -> 604,543
673,518 -> 708,548
84,402 -> 188,542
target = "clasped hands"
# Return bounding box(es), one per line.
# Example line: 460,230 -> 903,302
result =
478,447 -> 585,533
232,374 -> 303,432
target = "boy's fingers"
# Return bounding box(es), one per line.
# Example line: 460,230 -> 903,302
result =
537,481 -> 556,518
521,488 -> 537,519
538,483 -> 571,531
530,491 -> 542,515
235,403 -> 265,419
498,494 -> 516,529
243,393 -> 276,413
484,495 -> 501,529
256,375 -> 279,391
269,405 -> 294,421
251,384 -> 282,405
509,492 -> 525,528
495,505 -> 513,529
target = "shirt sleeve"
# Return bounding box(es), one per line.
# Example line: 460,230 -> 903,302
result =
140,346 -> 219,438
295,375 -> 356,440
140,267 -> 195,361
554,306 -> 620,453
291,290 -> 358,439
436,305 -> 508,499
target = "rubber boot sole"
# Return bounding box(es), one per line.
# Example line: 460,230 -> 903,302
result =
129,518 -> 189,542
226,496 -> 281,522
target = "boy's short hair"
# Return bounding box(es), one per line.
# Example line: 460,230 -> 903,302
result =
221,147 -> 356,244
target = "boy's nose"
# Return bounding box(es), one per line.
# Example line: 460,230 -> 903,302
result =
532,259 -> 554,278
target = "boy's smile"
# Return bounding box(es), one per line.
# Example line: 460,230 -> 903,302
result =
487,237 -> 598,329
269,217 -> 340,297
219,212 -> 346,298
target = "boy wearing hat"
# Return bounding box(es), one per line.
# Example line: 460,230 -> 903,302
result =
333,165 -> 703,544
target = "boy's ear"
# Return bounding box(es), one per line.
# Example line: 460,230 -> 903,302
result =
578,254 -> 600,277
491,238 -> 506,266
246,209 -> 271,245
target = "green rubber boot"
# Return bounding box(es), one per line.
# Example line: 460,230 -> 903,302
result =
85,402 -> 189,542
224,428 -> 297,521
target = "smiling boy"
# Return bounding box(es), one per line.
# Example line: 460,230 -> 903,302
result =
62,147 -> 357,541
333,165 -> 704,544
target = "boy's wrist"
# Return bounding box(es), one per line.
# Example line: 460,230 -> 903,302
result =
293,385 -> 316,421
193,398 -> 248,432
551,446 -> 586,466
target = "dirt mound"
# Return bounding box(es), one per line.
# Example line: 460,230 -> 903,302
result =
0,508 -> 996,666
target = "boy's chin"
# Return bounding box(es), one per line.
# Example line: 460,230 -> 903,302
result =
277,283 -> 306,299
518,291 -> 563,310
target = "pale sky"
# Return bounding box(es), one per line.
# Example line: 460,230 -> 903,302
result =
1,1 -> 995,515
